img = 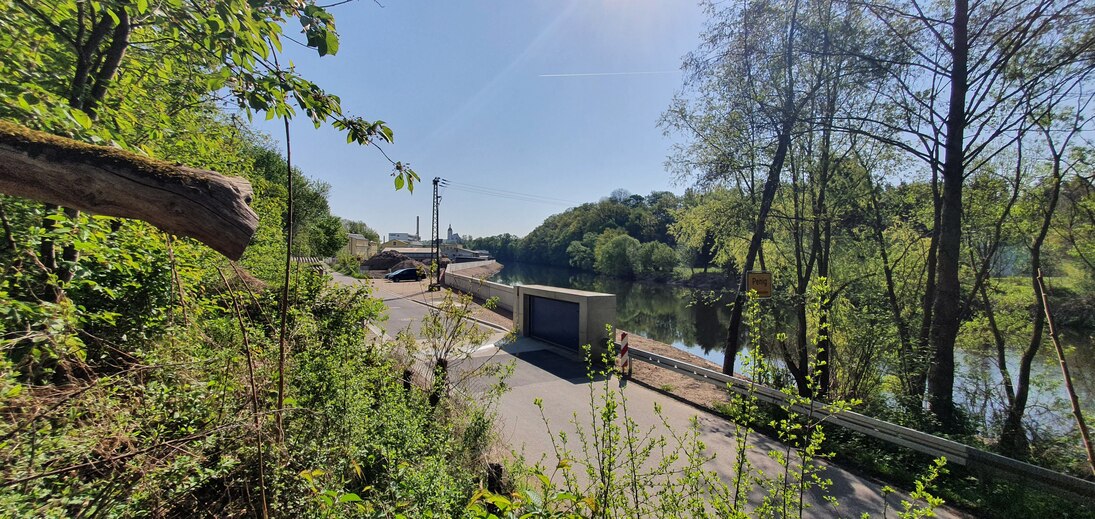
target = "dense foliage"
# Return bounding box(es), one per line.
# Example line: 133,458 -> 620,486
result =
468,189 -> 691,279
0,1 -> 478,516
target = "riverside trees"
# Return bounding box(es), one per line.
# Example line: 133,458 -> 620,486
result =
664,0 -> 1095,466
467,189 -> 686,279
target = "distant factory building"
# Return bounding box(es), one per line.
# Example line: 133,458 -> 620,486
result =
387,232 -> 420,242
345,234 -> 377,257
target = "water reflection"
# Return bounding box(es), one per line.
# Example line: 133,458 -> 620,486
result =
492,262 -> 1094,432
492,262 -> 735,365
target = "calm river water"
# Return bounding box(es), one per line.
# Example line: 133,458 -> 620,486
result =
492,261 -> 1094,431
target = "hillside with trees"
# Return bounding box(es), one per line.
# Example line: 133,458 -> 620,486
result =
469,189 -> 703,279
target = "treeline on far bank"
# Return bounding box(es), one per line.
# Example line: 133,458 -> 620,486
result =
466,189 -> 722,281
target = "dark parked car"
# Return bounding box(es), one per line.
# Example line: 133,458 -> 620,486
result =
385,267 -> 423,282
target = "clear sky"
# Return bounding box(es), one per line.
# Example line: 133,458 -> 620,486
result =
250,0 -> 705,241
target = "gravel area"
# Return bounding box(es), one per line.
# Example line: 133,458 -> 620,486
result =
613,330 -> 733,410
450,262 -> 503,279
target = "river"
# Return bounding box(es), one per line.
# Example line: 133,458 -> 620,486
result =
492,261 -> 1094,433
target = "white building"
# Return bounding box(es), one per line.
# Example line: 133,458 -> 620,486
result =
445,224 -> 462,244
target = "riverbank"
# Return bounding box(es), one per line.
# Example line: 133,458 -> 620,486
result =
667,270 -> 735,290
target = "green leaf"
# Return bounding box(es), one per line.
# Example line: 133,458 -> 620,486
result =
17,92 -> 39,109
71,109 -> 92,129
394,175 -> 405,190
324,30 -> 339,56
338,493 -> 362,503
484,494 -> 512,508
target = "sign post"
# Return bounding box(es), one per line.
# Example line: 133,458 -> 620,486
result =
746,271 -> 773,299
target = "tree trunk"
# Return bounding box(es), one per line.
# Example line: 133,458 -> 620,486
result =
816,221 -> 832,398
1000,144 -> 1064,455
912,180 -> 940,401
999,275 -> 1041,455
85,9 -> 129,117
723,132 -> 791,375
926,0 -> 969,429
0,121 -> 258,259
868,182 -> 915,395
722,0 -> 801,375
813,85 -> 835,399
1036,269 -> 1095,475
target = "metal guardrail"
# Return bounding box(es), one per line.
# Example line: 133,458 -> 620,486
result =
628,346 -> 1095,500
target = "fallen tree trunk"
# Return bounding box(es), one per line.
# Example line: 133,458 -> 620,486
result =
0,121 -> 258,259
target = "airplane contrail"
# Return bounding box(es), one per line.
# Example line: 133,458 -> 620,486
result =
538,71 -> 677,77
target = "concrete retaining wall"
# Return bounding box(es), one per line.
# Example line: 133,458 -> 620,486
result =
445,259 -> 496,273
443,261 -> 515,311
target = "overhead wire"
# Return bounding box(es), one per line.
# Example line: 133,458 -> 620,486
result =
437,179 -> 578,207
441,180 -> 577,204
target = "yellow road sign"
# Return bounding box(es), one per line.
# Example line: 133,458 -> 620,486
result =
746,271 -> 773,298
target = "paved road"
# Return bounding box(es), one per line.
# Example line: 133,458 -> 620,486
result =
457,338 -> 966,519
329,271 -> 502,341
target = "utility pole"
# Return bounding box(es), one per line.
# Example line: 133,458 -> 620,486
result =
429,177 -> 442,291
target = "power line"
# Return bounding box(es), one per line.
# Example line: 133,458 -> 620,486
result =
442,180 -> 578,204
438,180 -> 578,207
443,185 -> 575,206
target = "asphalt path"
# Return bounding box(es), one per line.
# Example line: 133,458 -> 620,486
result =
329,271 -> 501,341
456,338 -> 966,519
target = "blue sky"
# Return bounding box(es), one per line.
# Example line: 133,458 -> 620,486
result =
251,0 -> 705,240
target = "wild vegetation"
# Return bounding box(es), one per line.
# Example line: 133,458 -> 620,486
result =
2,0 -> 1093,516
0,1 -> 482,516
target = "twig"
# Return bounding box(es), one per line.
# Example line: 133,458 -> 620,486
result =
229,261 -> 275,328
272,44 -> 293,446
0,199 -> 17,252
218,269 -> 270,519
1,425 -> 240,488
0,382 -> 98,443
1034,269 -> 1095,476
164,235 -> 189,326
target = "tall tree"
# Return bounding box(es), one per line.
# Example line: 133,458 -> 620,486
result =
851,0 -> 1093,425
665,0 -> 822,375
